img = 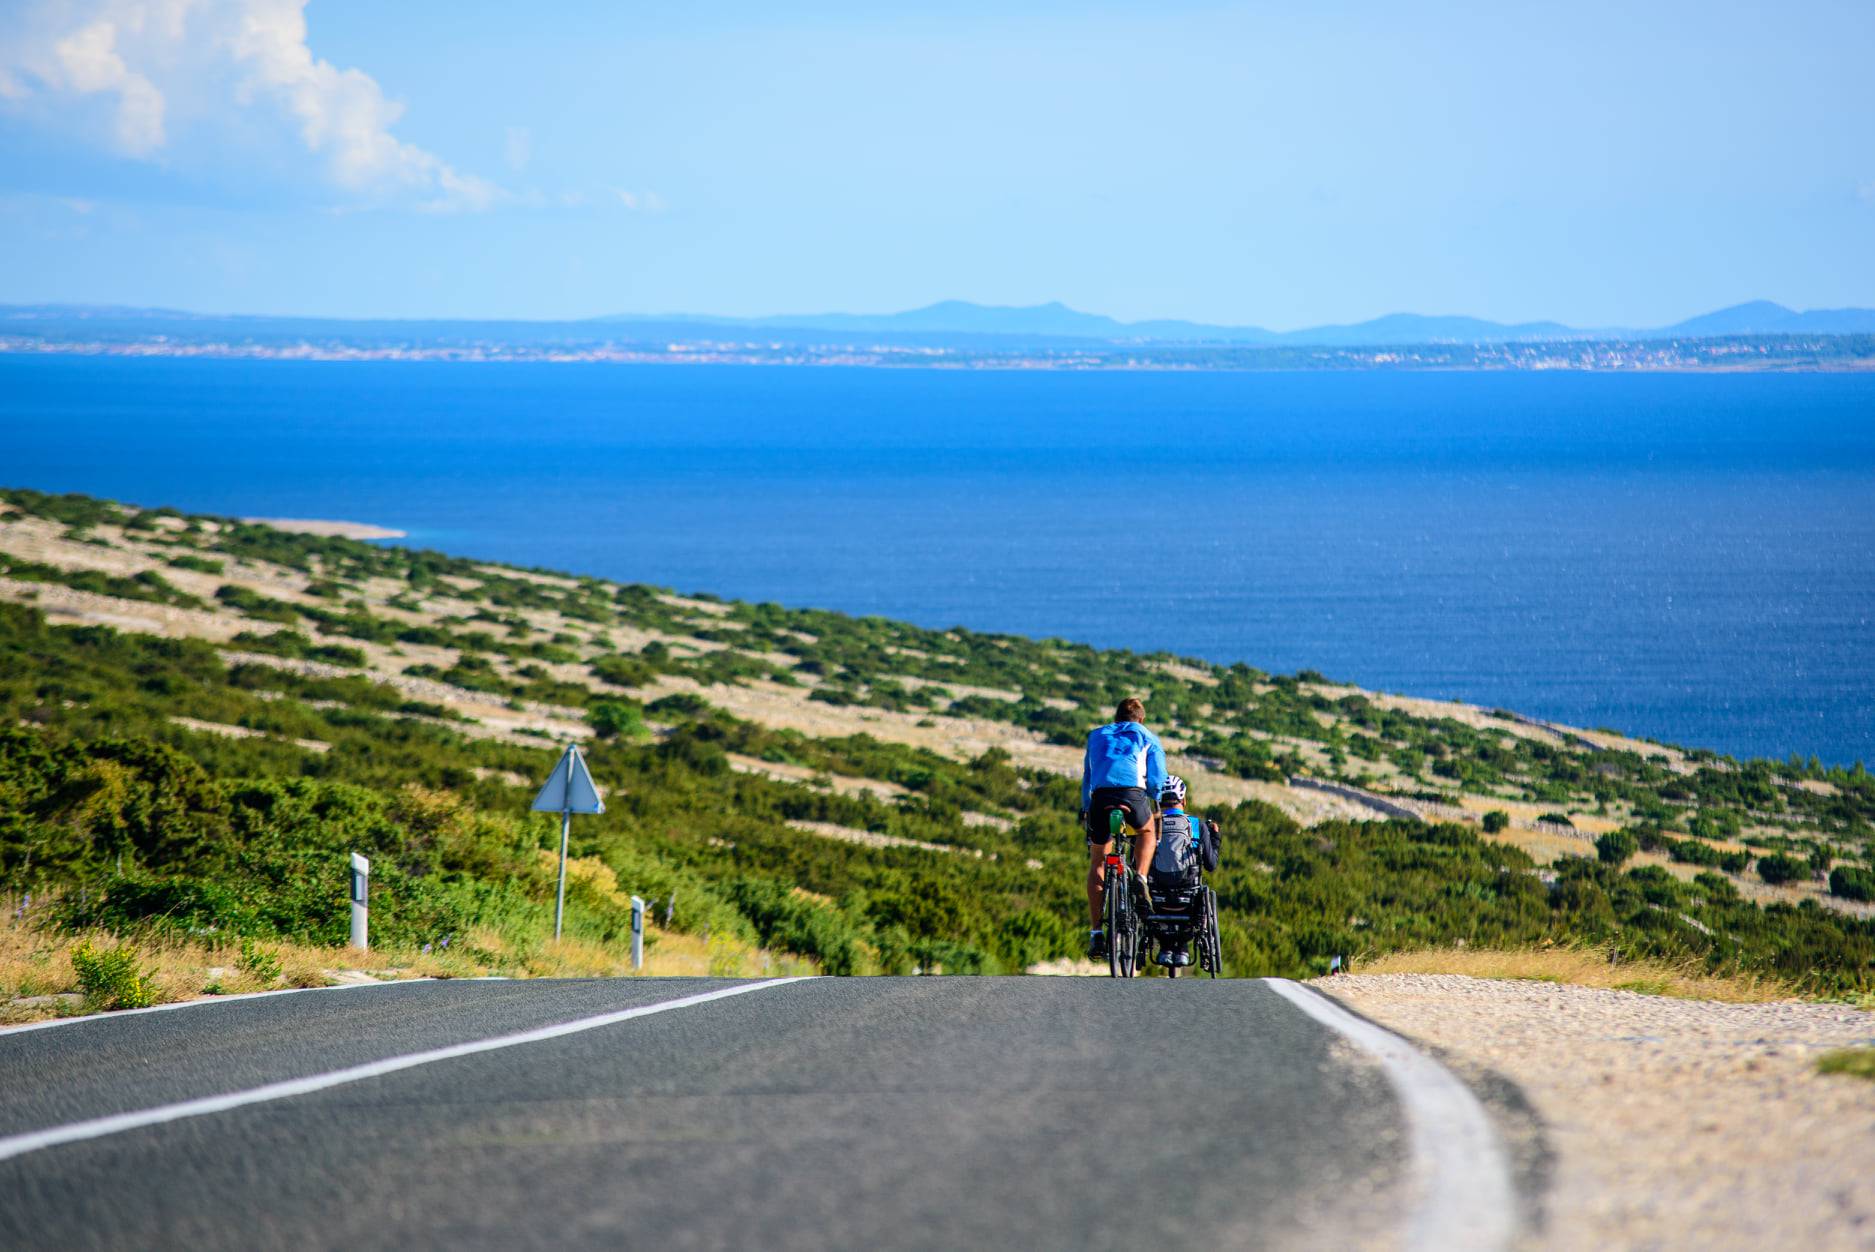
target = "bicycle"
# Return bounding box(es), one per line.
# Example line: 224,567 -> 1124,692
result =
1097,806 -> 1146,978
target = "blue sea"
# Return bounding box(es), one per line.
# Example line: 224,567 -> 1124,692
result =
3,356 -> 1872,765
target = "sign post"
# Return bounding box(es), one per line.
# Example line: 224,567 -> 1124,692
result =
530,743 -> 605,941
630,895 -> 646,970
349,852 -> 370,950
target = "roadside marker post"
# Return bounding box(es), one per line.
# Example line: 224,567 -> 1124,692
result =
530,743 -> 606,941
630,895 -> 646,970
349,853 -> 370,950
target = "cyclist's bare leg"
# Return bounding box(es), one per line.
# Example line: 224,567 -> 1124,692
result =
1133,814 -> 1159,880
1086,841 -> 1111,926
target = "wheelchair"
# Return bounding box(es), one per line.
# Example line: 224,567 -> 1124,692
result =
1137,878 -> 1222,978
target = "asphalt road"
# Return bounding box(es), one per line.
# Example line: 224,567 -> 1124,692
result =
0,977 -> 1513,1251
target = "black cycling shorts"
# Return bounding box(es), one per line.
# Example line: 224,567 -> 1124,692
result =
1086,787 -> 1153,844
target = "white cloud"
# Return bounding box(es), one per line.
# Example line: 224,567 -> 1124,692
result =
0,0 -> 496,210
51,18 -> 166,153
613,188 -> 666,213
503,125 -> 531,174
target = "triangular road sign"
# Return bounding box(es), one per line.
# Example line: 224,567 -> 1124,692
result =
531,744 -> 605,815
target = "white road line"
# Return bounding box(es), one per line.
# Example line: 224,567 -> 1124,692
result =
0,978 -> 810,1163
0,978 -> 433,1037
1262,978 -> 1515,1252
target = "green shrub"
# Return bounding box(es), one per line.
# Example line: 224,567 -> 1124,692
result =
1756,854 -> 1807,886
1667,837 -> 1723,868
648,692 -> 709,718
728,878 -> 864,975
910,938 -> 991,975
994,907 -> 1076,968
67,873 -> 260,936
230,630 -> 366,667
215,584 -> 301,624
70,940 -> 159,1010
1482,810 -> 1509,834
1817,1049 -> 1875,1082
1596,830 -> 1637,866
590,700 -> 648,741
591,655 -> 658,688
237,938 -> 283,983
1830,865 -> 1875,903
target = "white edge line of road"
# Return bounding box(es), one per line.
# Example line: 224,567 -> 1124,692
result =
0,977 -> 439,1037
1262,978 -> 1516,1252
0,977 -> 811,1164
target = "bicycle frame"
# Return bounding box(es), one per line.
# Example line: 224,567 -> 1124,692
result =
1099,807 -> 1141,977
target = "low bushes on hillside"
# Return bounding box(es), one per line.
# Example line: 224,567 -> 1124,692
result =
3,577 -> 1874,990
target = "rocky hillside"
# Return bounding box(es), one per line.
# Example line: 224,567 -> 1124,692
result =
2,487 -> 1871,986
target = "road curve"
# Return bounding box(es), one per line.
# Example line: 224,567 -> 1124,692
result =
0,977 -> 1518,1250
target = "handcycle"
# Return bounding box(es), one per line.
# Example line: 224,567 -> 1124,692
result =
1137,878 -> 1223,978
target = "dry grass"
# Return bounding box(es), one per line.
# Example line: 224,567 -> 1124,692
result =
1349,943 -> 1796,1004
1,911 -> 811,1027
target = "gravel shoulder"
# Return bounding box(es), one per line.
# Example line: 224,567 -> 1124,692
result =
1314,973 -> 1875,1251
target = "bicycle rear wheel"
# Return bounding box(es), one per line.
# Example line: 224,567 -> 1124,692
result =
1103,864 -> 1129,978
1118,882 -> 1141,979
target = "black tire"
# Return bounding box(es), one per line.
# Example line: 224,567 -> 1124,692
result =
1104,864 -> 1128,978
1117,880 -> 1140,979
1199,887 -> 1222,978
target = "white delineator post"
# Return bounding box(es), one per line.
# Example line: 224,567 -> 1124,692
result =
349,852 -> 370,950
555,808 -> 572,941
529,743 -> 606,942
630,895 -> 646,970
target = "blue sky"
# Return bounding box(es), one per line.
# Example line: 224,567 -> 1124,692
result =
1,0 -> 1870,327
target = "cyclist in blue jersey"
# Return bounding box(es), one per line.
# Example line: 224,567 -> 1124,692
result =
1079,696 -> 1167,959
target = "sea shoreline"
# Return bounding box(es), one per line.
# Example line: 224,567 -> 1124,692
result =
239,517 -> 407,540
4,338 -> 1873,373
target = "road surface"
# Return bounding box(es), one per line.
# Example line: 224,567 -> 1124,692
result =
0,977 -> 1519,1250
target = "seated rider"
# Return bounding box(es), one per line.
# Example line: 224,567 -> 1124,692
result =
1146,774 -> 1221,967
1080,696 -> 1166,960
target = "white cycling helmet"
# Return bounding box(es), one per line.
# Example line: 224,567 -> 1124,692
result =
1160,774 -> 1187,805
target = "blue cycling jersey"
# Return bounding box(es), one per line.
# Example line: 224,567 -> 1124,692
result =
1080,720 -> 1167,809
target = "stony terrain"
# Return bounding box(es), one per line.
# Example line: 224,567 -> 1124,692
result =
1318,974 -> 1875,1251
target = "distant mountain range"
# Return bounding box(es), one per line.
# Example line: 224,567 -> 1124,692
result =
5,298 -> 1875,349
597,298 -> 1875,345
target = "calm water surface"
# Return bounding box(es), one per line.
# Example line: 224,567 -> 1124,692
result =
2,357 -> 1871,764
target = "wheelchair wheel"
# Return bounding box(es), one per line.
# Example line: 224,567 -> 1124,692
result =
1199,887 -> 1222,978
